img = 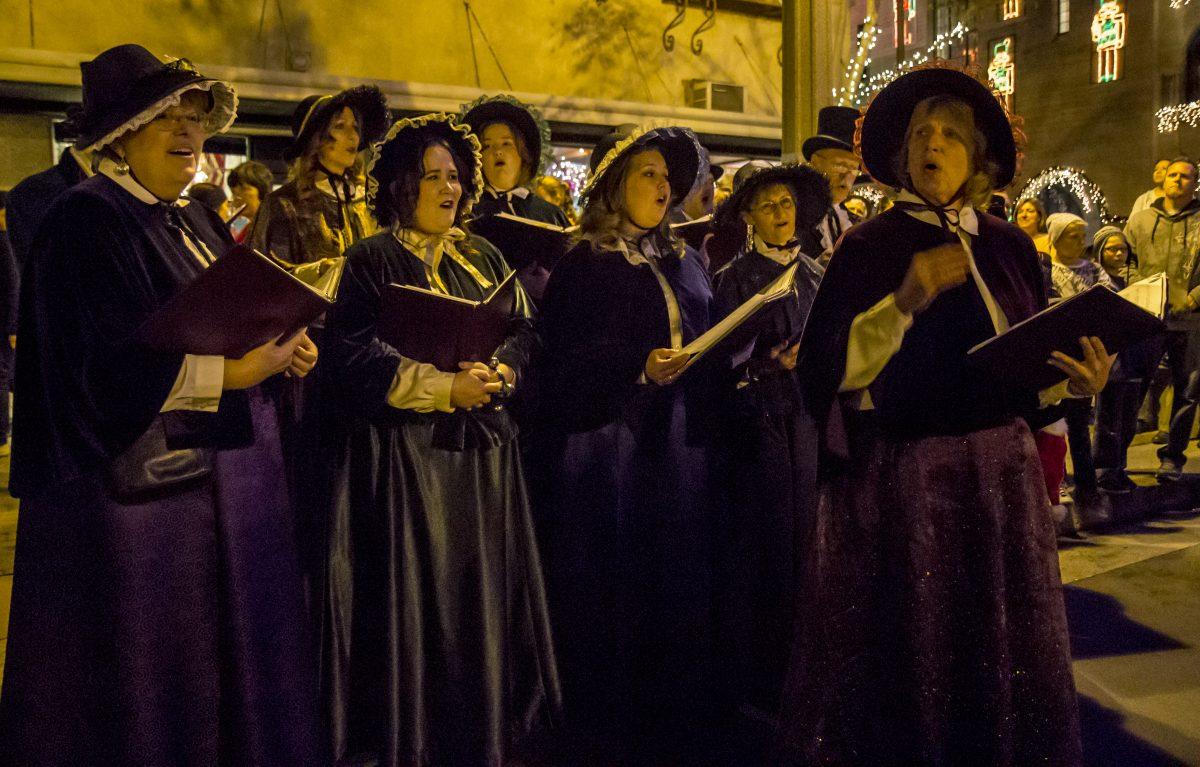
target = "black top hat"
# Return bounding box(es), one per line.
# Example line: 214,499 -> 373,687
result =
801,106 -> 861,160
74,44 -> 237,151
581,125 -> 706,206
285,85 -> 392,162
715,163 -> 831,234
859,67 -> 1016,190
366,113 -> 483,229
460,95 -> 553,177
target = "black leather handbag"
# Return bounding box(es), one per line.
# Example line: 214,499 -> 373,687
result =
107,414 -> 214,502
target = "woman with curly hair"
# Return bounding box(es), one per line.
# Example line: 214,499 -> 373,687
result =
319,113 -> 558,767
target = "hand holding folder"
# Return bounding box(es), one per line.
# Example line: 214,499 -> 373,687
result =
967,275 -> 1167,391
136,245 -> 345,358
376,271 -> 518,372
675,261 -> 801,375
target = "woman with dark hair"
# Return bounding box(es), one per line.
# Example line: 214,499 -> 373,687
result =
0,44 -> 319,763
227,159 -> 273,242
319,113 -> 558,767
776,67 -> 1109,765
460,94 -> 569,302
707,162 -> 829,749
531,126 -> 717,763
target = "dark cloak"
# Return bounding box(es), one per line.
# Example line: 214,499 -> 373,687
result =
5,148 -> 89,272
0,174 -> 320,764
775,208 -> 1082,765
318,231 -> 559,767
709,247 -> 823,736
472,188 -> 570,303
529,238 -> 718,764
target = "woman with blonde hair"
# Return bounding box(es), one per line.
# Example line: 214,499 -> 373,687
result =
531,125 -> 718,763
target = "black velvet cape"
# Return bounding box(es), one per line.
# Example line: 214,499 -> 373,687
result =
1,173 -> 320,764
318,231 -> 560,766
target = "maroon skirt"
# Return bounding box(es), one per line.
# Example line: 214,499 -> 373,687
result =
777,417 -> 1082,766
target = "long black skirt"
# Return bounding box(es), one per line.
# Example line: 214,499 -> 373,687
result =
532,389 -> 719,765
776,418 -> 1082,766
0,391 -> 321,765
323,414 -> 559,767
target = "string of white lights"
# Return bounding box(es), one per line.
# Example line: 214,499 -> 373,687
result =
547,159 -> 589,197
1015,166 -> 1116,223
1157,100 -> 1200,132
1171,0 -> 1190,9
853,23 -> 971,106
833,17 -> 879,106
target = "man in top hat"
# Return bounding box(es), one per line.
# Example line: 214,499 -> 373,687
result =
803,105 -> 863,261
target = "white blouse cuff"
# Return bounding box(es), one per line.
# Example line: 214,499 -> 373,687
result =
839,293 -> 914,392
160,354 -> 224,413
386,357 -> 456,413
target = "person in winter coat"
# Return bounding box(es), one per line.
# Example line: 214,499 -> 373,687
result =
1124,157 -> 1200,480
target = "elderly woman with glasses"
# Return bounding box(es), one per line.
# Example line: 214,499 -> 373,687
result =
0,45 -> 319,763
706,162 -> 831,748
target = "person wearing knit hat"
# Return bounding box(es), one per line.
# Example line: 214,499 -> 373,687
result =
777,66 -> 1105,766
318,113 -> 558,766
1044,212 -> 1114,527
0,44 -> 320,764
530,124 -> 720,763
1046,212 -> 1113,300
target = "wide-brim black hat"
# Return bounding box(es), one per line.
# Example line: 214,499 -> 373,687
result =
460,94 -> 553,177
860,67 -> 1016,190
714,163 -> 831,234
581,125 -> 706,206
285,85 -> 391,162
75,44 -> 238,151
801,105 -> 861,160
366,113 -> 484,219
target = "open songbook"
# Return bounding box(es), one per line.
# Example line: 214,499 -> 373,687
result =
376,270 -> 518,373
137,245 -> 345,358
967,274 -> 1168,391
670,213 -> 714,251
677,261 -> 800,374
470,212 -> 578,271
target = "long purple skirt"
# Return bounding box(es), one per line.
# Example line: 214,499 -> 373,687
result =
0,391 -> 321,765
776,418 -> 1082,766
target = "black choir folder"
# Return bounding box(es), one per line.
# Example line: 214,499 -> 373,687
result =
377,270 -> 517,373
137,245 -> 345,358
967,276 -> 1167,391
470,212 -> 577,270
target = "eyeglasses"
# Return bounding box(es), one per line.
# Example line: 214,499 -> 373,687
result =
752,197 -> 796,216
151,109 -> 205,130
